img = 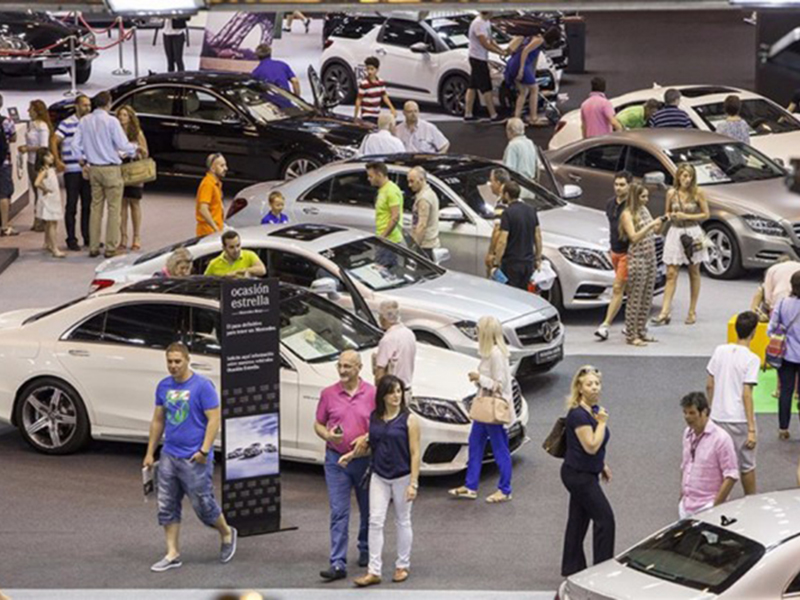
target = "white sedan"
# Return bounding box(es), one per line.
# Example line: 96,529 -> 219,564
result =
0,277 -> 529,475
559,490 -> 800,599
548,84 -> 800,164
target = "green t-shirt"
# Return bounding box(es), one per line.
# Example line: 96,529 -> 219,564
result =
617,105 -> 646,130
375,180 -> 404,243
204,249 -> 261,276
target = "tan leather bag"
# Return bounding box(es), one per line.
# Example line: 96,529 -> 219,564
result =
469,392 -> 512,425
121,158 -> 157,186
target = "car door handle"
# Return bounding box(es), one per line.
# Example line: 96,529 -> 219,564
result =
68,349 -> 90,357
568,173 -> 582,182
191,362 -> 213,371
302,207 -> 319,215
161,122 -> 179,128
182,124 -> 201,132
375,48 -> 387,56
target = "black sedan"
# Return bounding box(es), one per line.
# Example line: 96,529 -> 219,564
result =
51,71 -> 372,183
0,11 -> 97,84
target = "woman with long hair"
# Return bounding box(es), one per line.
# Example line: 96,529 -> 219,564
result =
560,365 -> 614,577
448,315 -> 515,503
652,163 -> 710,326
19,99 -> 54,232
116,105 -> 149,251
619,183 -> 668,345
339,375 -> 420,587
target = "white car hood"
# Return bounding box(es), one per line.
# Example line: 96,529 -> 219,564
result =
564,559 -> 714,600
540,203 -> 610,252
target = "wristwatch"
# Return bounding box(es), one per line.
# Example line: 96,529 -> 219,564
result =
199,449 -> 209,456
410,482 -> 419,490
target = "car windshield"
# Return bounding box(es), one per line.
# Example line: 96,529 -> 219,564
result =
321,237 -> 443,291
618,520 -> 765,595
222,82 -> 313,124
280,292 -> 380,363
667,143 -> 784,185
134,236 -> 205,266
428,15 -> 510,50
694,99 -> 800,136
436,165 -> 564,219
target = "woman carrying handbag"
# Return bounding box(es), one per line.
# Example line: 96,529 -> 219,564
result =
448,316 -> 515,503
767,271 -> 800,440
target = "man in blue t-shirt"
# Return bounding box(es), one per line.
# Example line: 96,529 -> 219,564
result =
144,342 -> 237,572
251,44 -> 301,97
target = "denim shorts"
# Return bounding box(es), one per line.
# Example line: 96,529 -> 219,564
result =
157,452 -> 222,527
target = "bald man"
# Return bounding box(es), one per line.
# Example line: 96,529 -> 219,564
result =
315,349 -> 376,581
396,101 -> 450,154
357,113 -> 406,157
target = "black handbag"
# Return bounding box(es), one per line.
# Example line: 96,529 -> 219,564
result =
543,416 -> 567,458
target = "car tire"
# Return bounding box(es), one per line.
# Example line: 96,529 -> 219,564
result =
439,73 -> 469,116
321,62 -> 356,105
413,331 -> 449,348
703,222 -> 743,280
281,154 -> 322,180
14,377 -> 90,455
76,63 -> 92,85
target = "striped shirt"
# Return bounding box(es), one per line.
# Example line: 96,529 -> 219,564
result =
55,115 -> 83,173
358,77 -> 386,118
648,106 -> 693,129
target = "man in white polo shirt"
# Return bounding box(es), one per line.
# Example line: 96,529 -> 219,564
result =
373,300 -> 416,391
396,101 -> 449,154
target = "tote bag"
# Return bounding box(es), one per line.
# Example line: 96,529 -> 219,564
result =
766,299 -> 800,369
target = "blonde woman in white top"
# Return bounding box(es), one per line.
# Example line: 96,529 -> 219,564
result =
448,315 -> 514,503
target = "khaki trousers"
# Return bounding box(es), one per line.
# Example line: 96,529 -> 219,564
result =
88,165 -> 124,253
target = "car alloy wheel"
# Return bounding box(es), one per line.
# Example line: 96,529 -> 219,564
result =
441,75 -> 468,116
703,224 -> 742,279
322,63 -> 355,104
282,156 -> 321,180
20,384 -> 79,451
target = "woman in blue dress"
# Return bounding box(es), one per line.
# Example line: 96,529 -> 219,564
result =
505,27 -> 560,126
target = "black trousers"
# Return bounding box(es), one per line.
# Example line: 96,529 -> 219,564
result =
64,171 -> 91,246
778,359 -> 800,430
164,33 -> 185,72
560,463 -> 616,577
502,261 -> 533,291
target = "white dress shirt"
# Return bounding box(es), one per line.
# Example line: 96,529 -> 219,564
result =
396,119 -> 449,154
358,129 -> 406,157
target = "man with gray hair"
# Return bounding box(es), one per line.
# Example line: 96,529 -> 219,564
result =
374,300 -> 416,389
396,101 -> 450,154
358,113 -> 406,157
648,88 -> 693,129
502,117 -> 537,180
407,166 -> 440,258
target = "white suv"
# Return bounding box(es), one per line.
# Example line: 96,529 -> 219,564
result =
320,12 -> 559,116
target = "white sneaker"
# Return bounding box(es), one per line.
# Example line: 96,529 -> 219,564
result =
594,325 -> 609,341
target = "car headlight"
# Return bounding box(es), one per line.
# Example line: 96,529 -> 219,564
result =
454,320 -> 479,341
559,246 -> 613,270
0,35 -> 30,53
81,32 -> 96,47
742,214 -> 788,237
409,397 -> 469,425
330,144 -> 358,160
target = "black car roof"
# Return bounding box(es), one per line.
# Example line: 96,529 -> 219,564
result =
268,224 -> 347,241
119,276 -> 304,302
679,86 -> 740,98
345,153 -> 499,175
112,71 -> 268,96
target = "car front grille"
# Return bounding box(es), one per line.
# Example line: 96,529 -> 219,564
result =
516,315 -> 561,346
654,235 -> 665,263
793,223 -> 800,241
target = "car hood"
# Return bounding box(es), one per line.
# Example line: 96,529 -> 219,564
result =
384,270 -> 555,324
706,176 -> 800,222
267,114 -> 372,147
1,16 -> 80,50
540,203 -> 610,251
751,131 -> 800,164
564,559 -> 713,600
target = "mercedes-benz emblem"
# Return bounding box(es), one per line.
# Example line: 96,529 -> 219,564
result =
541,321 -> 556,343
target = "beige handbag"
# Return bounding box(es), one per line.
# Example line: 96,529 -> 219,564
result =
121,158 -> 157,186
469,390 -> 512,425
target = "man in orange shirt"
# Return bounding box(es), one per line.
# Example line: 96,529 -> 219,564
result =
196,153 -> 228,236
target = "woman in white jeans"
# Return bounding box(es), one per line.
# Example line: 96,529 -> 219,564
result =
339,374 -> 420,587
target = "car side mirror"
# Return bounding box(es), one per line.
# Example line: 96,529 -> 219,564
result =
222,114 -> 245,129
410,42 -> 431,54
774,157 -> 785,168
562,184 -> 582,200
311,277 -> 341,300
431,248 -> 450,265
440,206 -> 467,223
644,171 -> 667,188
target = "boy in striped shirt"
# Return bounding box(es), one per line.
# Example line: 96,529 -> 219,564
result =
354,56 -> 396,124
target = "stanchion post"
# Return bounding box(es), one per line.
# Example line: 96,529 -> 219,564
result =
64,35 -> 79,98
112,18 -> 131,76
133,26 -> 139,78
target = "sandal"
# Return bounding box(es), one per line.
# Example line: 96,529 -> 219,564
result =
448,486 -> 477,500
627,338 -> 647,347
486,491 -> 512,503
650,314 -> 671,326
131,240 -> 142,251
685,312 -> 697,325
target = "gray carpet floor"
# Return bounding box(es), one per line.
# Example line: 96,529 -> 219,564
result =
2,356 -> 798,592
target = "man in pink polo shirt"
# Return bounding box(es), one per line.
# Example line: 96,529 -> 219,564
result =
679,392 -> 739,519
580,77 -> 623,139
314,349 -> 376,582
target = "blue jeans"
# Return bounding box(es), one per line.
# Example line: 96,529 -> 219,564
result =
157,452 -> 222,527
464,422 -> 512,495
324,448 -> 370,569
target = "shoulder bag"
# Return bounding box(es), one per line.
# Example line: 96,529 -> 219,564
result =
543,416 -> 567,458
766,299 -> 800,369
121,157 -> 157,186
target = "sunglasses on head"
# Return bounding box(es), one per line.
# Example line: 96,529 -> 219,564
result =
579,366 -> 601,376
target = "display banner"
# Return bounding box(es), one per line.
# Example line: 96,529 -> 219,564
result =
220,278 -> 282,537
199,11 -> 276,73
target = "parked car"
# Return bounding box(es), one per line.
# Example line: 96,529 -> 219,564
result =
226,448 -> 244,460
0,277 -> 529,474
48,72 -> 372,183
226,154 -> 651,311
0,11 -> 96,85
264,443 -> 278,453
547,129 -> 799,279
558,489 -> 800,599
91,223 -> 564,377
548,84 -> 800,164
242,445 -> 262,459
320,11 -> 559,116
